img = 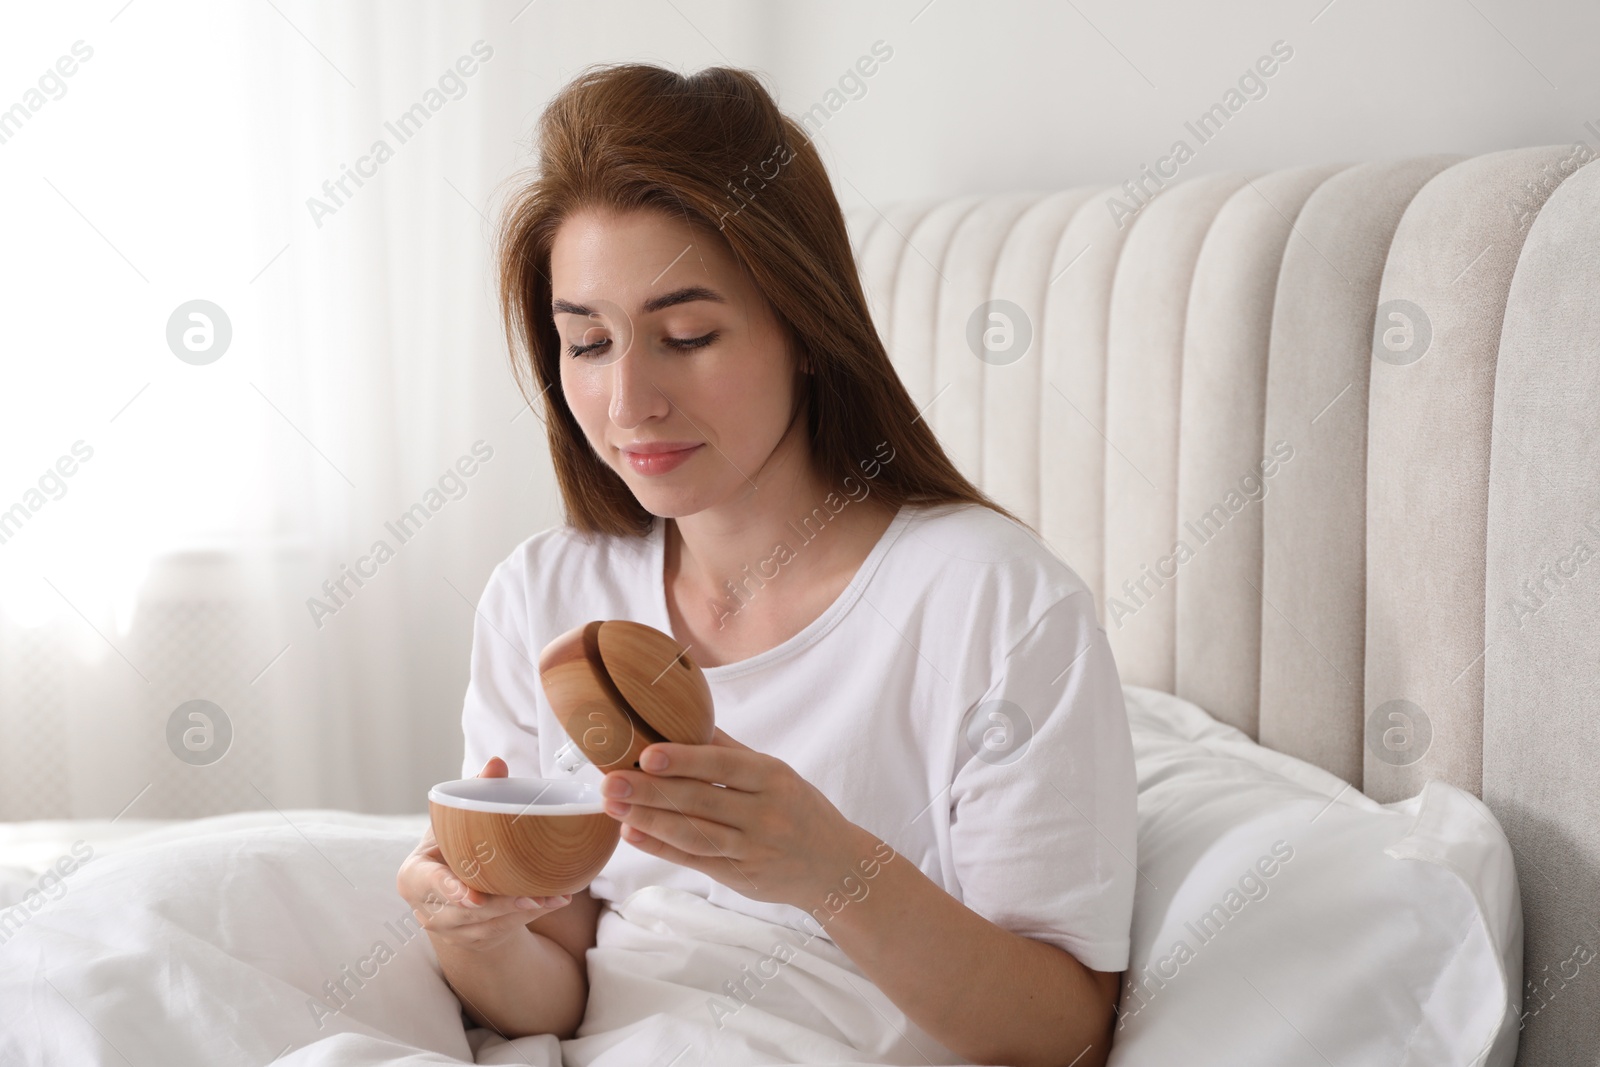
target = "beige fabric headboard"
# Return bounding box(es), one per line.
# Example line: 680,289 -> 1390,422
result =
844,143 -> 1599,1066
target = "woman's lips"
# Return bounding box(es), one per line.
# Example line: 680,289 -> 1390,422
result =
623,444 -> 702,475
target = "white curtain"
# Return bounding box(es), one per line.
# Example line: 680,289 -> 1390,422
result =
219,0 -> 560,816
0,0 -> 767,818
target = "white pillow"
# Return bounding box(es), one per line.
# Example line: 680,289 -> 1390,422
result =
1110,685 -> 1521,1067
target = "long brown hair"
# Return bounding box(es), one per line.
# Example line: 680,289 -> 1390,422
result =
494,61 -> 1026,538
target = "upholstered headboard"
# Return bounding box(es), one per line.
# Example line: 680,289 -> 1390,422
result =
843,144 -> 1599,1066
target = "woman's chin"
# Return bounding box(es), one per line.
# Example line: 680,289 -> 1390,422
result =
628,487 -> 704,520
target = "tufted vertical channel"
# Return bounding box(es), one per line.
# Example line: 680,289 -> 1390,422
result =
855,199 -> 941,363
1172,164 -> 1349,737
1364,146 -> 1580,804
1483,149 -> 1600,1067
882,196 -> 984,415
983,190 -> 1099,536
1101,173 -> 1251,692
927,194 -> 1046,487
1255,155 -> 1462,786
1034,190 -> 1134,625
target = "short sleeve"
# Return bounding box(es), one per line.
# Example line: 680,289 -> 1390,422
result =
947,590 -> 1137,973
459,554 -> 545,779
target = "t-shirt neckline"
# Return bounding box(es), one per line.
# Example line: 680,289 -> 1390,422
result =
648,502 -> 914,681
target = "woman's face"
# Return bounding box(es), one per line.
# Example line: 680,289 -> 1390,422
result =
550,206 -> 803,518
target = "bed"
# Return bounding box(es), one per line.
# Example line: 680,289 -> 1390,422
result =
3,143 -> 1596,1065
843,142 -> 1598,1066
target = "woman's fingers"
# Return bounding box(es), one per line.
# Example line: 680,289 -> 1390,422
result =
400,757 -> 546,947
412,755 -> 503,907
631,739 -> 769,793
708,727 -> 754,751
606,770 -> 750,827
613,799 -> 741,859
426,890 -> 564,923
435,903 -> 562,947
415,889 -> 572,933
413,848 -> 570,925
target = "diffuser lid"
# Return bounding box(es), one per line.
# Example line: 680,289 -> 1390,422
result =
538,619 -> 715,770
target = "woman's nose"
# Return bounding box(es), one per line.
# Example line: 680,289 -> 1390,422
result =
608,341 -> 672,427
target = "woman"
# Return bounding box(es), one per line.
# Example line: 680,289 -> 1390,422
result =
397,62 -> 1137,1067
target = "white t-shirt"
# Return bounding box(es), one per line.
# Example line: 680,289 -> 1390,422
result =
459,501 -> 1137,972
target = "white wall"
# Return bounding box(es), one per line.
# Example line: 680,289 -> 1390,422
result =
746,0 -> 1600,212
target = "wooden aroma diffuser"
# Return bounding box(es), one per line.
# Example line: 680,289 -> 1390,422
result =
429,619 -> 714,898
428,777 -> 616,898
537,619 -> 715,771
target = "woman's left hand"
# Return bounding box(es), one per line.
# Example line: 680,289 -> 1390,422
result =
599,727 -> 874,910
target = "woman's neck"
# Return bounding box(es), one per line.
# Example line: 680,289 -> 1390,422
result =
662,464 -> 898,660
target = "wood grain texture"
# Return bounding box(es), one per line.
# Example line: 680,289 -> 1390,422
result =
538,619 -> 714,770
598,620 -> 715,746
430,800 -> 620,897
539,621 -> 651,770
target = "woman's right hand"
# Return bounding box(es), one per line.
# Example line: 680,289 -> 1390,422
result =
396,756 -> 573,953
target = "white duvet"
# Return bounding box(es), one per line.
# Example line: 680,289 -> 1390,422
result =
0,686 -> 1522,1065
0,812 -> 962,1067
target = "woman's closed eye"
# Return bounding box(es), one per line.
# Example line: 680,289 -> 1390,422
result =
663,330 -> 719,351
567,337 -> 610,358
565,331 -> 719,359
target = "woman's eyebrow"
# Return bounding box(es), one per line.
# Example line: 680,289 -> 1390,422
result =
642,285 -> 724,313
550,286 -> 726,318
